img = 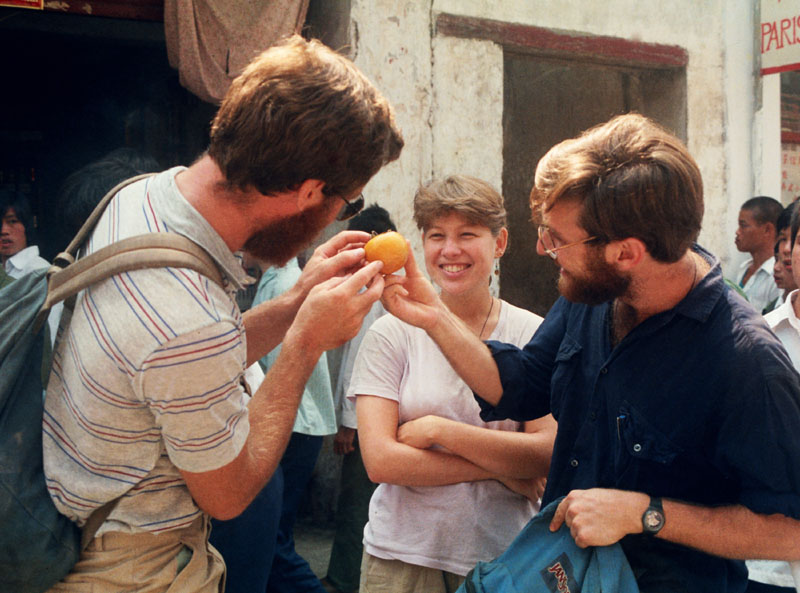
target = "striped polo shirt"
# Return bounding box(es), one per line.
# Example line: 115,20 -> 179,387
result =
43,167 -> 252,535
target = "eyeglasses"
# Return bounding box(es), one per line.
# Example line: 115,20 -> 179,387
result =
538,225 -> 597,260
336,193 -> 365,222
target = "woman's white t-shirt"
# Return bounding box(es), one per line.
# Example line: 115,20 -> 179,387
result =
348,300 -> 544,576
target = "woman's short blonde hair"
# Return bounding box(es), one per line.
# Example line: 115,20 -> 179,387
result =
413,175 -> 506,236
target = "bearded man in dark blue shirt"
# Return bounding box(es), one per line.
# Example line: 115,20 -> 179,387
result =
381,113 -> 800,593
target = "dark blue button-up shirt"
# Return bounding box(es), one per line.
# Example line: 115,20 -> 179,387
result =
477,246 -> 800,593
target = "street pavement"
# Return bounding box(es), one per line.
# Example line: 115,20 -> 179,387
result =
295,520 -> 336,579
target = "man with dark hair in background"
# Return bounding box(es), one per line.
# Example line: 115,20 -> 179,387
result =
57,147 -> 161,240
1,189 -> 61,345
43,34 -> 403,593
1,189 -> 47,276
735,196 -> 784,313
764,201 -> 799,313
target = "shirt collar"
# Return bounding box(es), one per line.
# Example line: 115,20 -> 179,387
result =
671,243 -> 725,323
148,168 -> 251,290
5,245 -> 42,274
738,255 -> 775,276
755,256 -> 775,275
766,289 -> 800,333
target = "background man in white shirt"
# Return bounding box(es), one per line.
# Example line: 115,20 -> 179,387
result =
0,189 -> 61,345
734,196 -> 783,313
0,190 -> 49,278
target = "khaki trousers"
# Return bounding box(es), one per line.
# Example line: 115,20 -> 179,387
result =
47,516 -> 225,593
359,552 -> 465,593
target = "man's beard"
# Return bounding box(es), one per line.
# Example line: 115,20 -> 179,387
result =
558,248 -> 630,305
243,201 -> 331,267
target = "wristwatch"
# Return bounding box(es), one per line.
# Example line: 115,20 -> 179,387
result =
641,497 -> 665,535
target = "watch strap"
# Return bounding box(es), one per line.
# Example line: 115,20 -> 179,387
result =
649,497 -> 663,514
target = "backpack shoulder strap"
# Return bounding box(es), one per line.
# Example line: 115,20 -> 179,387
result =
56,173 -> 155,266
35,174 -> 225,331
36,233 -> 225,330
50,233 -> 224,303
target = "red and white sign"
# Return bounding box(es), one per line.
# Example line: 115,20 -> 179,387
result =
0,0 -> 42,8
761,0 -> 800,75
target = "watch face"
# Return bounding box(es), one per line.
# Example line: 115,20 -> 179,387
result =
644,509 -> 664,531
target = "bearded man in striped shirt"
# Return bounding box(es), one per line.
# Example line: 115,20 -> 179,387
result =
42,35 -> 403,593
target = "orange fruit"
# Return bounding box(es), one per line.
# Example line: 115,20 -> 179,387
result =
364,231 -> 408,274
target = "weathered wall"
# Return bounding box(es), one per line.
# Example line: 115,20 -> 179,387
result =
310,0 -> 770,523
349,1 -> 433,251
349,0 -> 761,275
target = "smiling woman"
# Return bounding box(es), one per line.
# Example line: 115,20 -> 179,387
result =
350,174 -> 557,593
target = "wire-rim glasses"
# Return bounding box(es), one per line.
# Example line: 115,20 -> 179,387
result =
538,225 -> 597,260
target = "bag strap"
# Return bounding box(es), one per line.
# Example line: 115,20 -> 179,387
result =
80,499 -> 119,551
41,233 -> 224,313
34,175 -> 225,332
56,173 -> 154,266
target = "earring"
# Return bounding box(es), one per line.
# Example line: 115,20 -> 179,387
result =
489,258 -> 500,286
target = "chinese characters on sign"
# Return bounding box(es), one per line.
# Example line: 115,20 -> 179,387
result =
782,86 -> 800,203
783,145 -> 800,203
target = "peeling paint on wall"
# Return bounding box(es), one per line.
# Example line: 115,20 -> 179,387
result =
350,0 -> 762,279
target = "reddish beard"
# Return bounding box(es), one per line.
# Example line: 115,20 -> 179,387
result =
243,201 -> 332,267
557,247 -> 630,305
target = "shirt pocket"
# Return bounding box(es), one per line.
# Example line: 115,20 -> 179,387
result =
613,402 -> 683,489
549,335 -> 583,419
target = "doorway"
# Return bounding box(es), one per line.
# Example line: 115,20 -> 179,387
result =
0,8 -> 217,258
501,53 -> 686,316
